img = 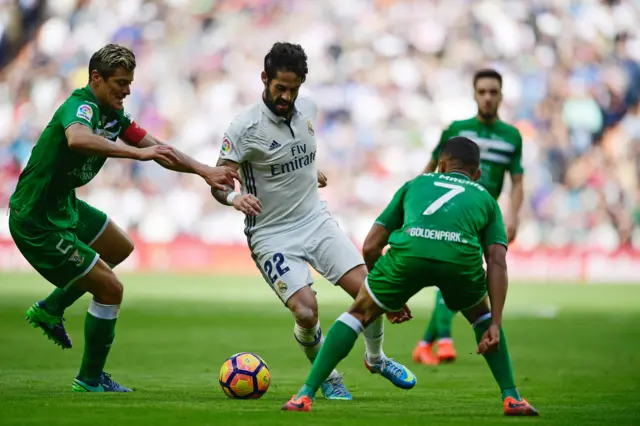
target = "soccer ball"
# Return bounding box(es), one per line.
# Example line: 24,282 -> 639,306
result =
219,352 -> 271,399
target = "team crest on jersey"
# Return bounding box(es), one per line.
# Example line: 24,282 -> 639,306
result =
68,250 -> 85,267
76,104 -> 93,122
275,281 -> 288,294
221,135 -> 231,156
306,120 -> 314,136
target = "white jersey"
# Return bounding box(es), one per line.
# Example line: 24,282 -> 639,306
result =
219,97 -> 326,244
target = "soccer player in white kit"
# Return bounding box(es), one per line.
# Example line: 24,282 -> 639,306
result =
211,42 -> 416,400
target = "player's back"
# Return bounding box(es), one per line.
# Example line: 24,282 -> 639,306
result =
221,97 -> 324,242
386,172 -> 505,270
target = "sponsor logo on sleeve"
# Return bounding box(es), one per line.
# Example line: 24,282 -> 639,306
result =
221,135 -> 232,156
76,104 -> 93,122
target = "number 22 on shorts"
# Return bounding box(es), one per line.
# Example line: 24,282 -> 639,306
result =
263,253 -> 290,284
423,182 -> 465,215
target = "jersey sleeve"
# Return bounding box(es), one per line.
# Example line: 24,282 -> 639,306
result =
374,182 -> 409,232
480,199 -> 508,250
219,117 -> 248,163
509,131 -> 524,175
431,125 -> 451,162
60,98 -> 98,130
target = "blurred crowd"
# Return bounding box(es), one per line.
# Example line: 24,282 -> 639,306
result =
1,0 -> 639,251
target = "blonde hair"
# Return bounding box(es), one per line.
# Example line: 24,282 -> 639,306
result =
88,44 -> 136,80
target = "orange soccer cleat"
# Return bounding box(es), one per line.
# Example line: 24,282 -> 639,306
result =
436,338 -> 457,362
412,342 -> 440,365
503,397 -> 539,416
281,395 -> 313,412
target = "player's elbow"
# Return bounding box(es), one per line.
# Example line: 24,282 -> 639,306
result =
67,133 -> 82,150
362,240 -> 384,265
66,129 -> 87,151
362,241 -> 379,259
363,226 -> 388,256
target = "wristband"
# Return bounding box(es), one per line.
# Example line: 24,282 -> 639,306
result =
226,191 -> 240,205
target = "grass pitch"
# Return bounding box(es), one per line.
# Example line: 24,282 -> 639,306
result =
0,272 -> 639,425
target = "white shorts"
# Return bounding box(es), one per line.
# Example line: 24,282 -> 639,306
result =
249,213 -> 364,305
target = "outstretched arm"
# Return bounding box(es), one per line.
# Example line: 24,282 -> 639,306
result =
66,123 -> 175,162
129,132 -> 239,190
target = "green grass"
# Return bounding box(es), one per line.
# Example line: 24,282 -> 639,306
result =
0,272 -> 639,425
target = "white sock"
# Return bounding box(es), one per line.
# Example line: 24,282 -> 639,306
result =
294,321 -> 340,380
363,316 -> 385,363
88,300 -> 120,319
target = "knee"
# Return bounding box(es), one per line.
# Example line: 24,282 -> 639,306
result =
291,304 -> 318,329
97,275 -> 124,305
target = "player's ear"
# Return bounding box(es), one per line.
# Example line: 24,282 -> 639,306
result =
89,70 -> 100,85
437,159 -> 447,173
261,71 -> 268,87
472,167 -> 482,182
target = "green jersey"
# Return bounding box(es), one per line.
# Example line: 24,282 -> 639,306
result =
431,117 -> 523,199
9,85 -> 134,230
375,172 -> 507,271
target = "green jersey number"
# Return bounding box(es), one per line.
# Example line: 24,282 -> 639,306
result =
423,182 -> 465,215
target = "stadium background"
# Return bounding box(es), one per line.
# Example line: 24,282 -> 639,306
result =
1,0 -> 639,282
1,2 -> 640,425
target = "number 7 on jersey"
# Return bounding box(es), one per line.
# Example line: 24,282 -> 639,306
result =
423,182 -> 465,215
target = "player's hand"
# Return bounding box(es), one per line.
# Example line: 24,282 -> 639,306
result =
386,304 -> 413,324
232,194 -> 262,216
506,216 -> 519,244
202,166 -> 241,191
135,145 -> 179,163
476,322 -> 500,355
317,171 -> 327,188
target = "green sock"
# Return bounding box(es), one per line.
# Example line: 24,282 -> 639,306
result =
423,290 -> 455,342
473,316 -> 521,401
297,313 -> 362,398
422,298 -> 438,343
43,286 -> 86,316
78,302 -> 119,384
435,290 -> 455,339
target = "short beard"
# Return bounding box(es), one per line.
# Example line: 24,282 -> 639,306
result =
263,89 -> 291,117
478,109 -> 498,122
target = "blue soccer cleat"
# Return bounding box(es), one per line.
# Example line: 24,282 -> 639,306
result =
320,373 -> 352,400
72,372 -> 133,392
364,356 -> 417,390
26,301 -> 72,349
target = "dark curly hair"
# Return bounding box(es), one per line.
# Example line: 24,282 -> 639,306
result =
264,42 -> 308,83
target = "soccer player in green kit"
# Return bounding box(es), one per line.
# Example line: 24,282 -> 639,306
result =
413,69 -> 525,365
8,44 -> 239,392
282,136 -> 538,416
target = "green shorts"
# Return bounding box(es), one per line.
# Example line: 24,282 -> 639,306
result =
366,249 -> 487,312
9,200 -> 108,289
